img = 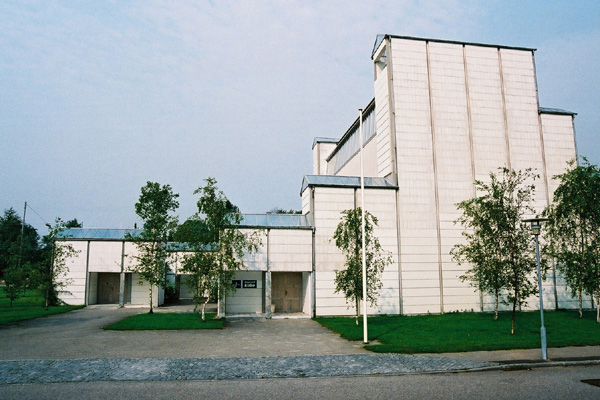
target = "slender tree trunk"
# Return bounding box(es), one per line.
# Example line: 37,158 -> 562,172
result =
511,287 -> 518,335
193,281 -> 201,314
494,292 -> 499,321
148,285 -> 154,314
355,296 -> 360,325
45,246 -> 55,310
596,290 -> 600,323
201,295 -> 210,322
578,285 -> 583,318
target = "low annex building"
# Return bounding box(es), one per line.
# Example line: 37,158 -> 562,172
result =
57,35 -> 585,316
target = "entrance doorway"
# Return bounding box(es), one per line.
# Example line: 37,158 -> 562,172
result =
271,272 -> 303,313
97,273 -> 120,304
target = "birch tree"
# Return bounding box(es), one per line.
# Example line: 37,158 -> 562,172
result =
452,168 -> 539,334
545,159 -> 600,321
180,178 -> 260,320
128,182 -> 179,313
333,208 -> 391,325
40,219 -> 79,309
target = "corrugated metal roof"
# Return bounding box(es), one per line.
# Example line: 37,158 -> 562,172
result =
234,214 -> 312,229
539,107 -> 577,116
301,175 -> 397,194
56,228 -> 141,240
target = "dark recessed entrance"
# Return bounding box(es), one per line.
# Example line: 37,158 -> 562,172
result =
272,272 -> 303,313
97,273 -> 120,304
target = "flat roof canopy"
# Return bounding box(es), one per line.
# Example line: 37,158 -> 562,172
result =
301,175 -> 397,195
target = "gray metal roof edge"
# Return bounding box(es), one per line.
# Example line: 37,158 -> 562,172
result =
312,137 -> 339,149
326,98 -> 376,162
382,34 -> 536,53
55,228 -> 142,241
235,224 -> 313,230
225,213 -> 313,230
539,107 -> 577,116
301,175 -> 398,194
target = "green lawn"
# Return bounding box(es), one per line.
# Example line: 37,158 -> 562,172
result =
0,290 -> 84,327
104,312 -> 224,330
315,310 -> 600,354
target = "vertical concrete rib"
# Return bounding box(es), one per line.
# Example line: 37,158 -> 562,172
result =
119,241 -> 125,307
265,228 -> 272,318
498,48 -> 512,169
386,37 -> 403,314
571,115 -> 579,160
311,227 -> 316,318
386,38 -> 399,185
395,189 -> 403,314
425,41 -> 444,313
462,45 -> 483,312
84,240 -> 90,305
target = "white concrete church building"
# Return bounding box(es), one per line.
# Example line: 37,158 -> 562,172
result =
58,35 -> 581,317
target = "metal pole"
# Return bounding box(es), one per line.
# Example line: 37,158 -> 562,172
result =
359,108 -> 368,344
535,234 -> 548,360
17,201 -> 27,269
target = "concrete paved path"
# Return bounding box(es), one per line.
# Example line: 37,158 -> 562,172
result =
0,305 -> 365,360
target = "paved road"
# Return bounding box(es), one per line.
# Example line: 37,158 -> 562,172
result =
2,365 -> 600,400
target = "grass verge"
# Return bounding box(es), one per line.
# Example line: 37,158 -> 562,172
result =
104,312 -> 224,330
315,310 -> 600,354
0,291 -> 84,327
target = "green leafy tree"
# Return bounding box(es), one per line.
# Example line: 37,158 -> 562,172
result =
452,168 -> 539,334
545,158 -> 600,321
64,218 -> 83,228
267,208 -> 302,214
181,249 -> 216,320
3,264 -> 25,306
173,218 -> 210,244
180,177 -> 260,320
128,182 -> 179,313
333,208 -> 391,325
0,208 -> 41,278
39,218 -> 80,309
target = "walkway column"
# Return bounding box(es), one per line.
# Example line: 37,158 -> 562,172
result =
118,241 -> 125,308
84,240 -> 91,306
265,229 -> 272,318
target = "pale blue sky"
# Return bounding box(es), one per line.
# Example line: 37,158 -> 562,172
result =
1,1 -> 598,234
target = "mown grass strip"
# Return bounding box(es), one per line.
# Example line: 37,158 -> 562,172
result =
315,310 -> 600,354
104,312 -> 223,330
0,291 -> 84,327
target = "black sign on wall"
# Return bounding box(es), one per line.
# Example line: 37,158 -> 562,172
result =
231,280 -> 242,289
243,280 -> 257,289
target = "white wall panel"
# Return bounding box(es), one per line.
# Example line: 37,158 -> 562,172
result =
88,241 -> 124,273
225,271 -> 263,314
269,229 -> 312,272
540,113 -> 577,196
500,48 -> 547,213
57,241 -> 88,305
336,138 -> 379,177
